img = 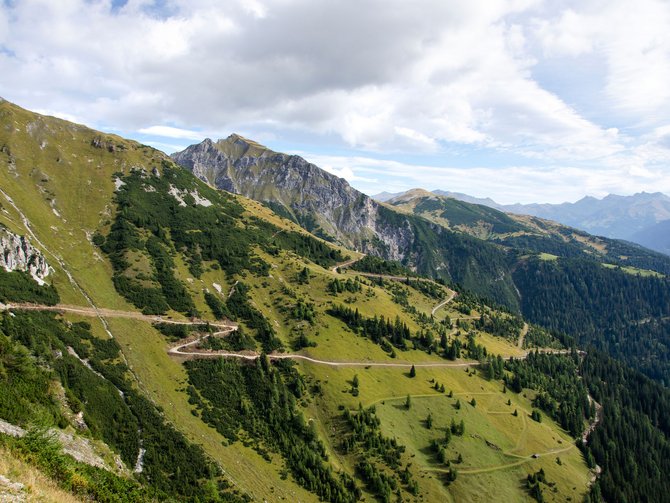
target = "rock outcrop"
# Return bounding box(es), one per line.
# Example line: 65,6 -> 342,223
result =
0,226 -> 50,284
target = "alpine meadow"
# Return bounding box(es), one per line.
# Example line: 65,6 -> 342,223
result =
2,2 -> 670,502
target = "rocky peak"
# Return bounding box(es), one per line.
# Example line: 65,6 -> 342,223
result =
172,137 -> 383,250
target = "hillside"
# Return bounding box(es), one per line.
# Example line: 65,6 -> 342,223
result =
0,99 -> 603,502
172,136 -> 522,307
387,188 -> 670,253
173,136 -> 670,384
385,188 -> 670,272
2,99 -> 670,502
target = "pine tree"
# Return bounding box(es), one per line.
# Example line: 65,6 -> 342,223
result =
409,365 -> 416,378
405,394 -> 412,410
297,267 -> 310,284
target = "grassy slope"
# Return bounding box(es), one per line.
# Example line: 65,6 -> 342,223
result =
0,101 -> 588,501
390,192 -> 668,277
0,447 -> 82,503
0,101 -> 317,501
226,260 -> 586,501
299,360 -> 589,502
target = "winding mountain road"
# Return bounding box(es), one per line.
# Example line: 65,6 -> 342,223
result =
1,302 -> 233,330
431,290 -> 457,316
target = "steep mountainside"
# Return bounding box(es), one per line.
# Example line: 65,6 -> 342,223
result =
172,135 -> 376,246
172,137 -> 521,306
0,99 -> 601,502
173,137 -> 670,385
386,188 -> 670,273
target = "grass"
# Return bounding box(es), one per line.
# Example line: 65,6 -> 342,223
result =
0,447 -> 82,503
539,253 -> 559,261
0,100 -> 590,501
295,359 -> 590,503
602,262 -> 664,277
99,316 -> 318,502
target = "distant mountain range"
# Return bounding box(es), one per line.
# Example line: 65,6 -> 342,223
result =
375,189 -> 670,255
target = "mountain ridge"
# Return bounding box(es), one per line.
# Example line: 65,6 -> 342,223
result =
376,188 -> 670,253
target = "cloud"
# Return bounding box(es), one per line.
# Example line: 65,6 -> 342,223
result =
0,0 -> 623,155
531,0 -> 670,119
298,152 -> 670,205
138,125 -> 205,140
1,0 -> 670,202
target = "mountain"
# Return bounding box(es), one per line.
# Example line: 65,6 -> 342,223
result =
375,189 -> 504,209
384,188 -> 670,271
430,189 -> 504,209
0,98 -> 607,502
173,137 -> 670,384
504,192 -> 670,240
371,190 -> 405,202
2,99 -> 670,502
172,135 -> 378,248
385,188 -> 530,238
172,136 -> 522,307
412,187 -> 670,251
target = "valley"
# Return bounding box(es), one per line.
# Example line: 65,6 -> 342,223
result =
0,99 -> 667,503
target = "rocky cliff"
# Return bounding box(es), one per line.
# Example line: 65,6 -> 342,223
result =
173,135 -> 381,251
0,226 -> 50,284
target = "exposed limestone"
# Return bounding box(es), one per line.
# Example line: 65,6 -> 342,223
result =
0,226 -> 50,285
0,419 -> 111,472
0,419 -> 25,438
167,184 -> 212,207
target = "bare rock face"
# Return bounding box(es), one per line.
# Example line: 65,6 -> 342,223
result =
172,135 -> 406,256
0,226 -> 51,284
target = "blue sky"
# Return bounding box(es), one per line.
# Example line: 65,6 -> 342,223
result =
2,0 -> 670,203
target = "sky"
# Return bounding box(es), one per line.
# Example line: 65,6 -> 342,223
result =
2,0 -> 670,204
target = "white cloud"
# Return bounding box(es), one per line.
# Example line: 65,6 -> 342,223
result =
138,125 -> 205,140
297,151 -> 670,205
0,0 -> 621,155
1,0 -> 670,202
532,0 -> 670,119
